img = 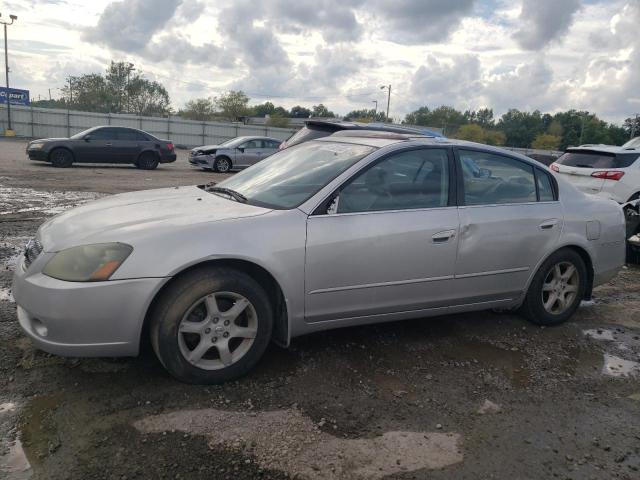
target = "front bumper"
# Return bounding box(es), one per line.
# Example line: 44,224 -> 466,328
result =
12,254 -> 166,357
189,154 -> 213,168
27,149 -> 48,161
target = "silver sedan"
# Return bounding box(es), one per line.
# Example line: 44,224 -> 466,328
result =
13,131 -> 626,384
189,136 -> 282,172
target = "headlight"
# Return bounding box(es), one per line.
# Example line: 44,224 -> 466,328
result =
29,143 -> 44,150
42,243 -> 133,282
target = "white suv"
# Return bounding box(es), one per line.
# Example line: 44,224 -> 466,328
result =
550,138 -> 640,203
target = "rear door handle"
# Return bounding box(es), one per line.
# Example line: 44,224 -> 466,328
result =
432,229 -> 456,243
539,219 -> 559,230
105,143 -> 112,146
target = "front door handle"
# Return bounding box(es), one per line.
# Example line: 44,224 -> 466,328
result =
432,229 -> 456,243
105,143 -> 112,146
539,219 -> 559,230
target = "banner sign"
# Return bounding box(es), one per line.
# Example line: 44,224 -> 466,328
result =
0,87 -> 30,106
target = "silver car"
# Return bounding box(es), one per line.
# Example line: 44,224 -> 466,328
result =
13,131 -> 626,384
189,136 -> 282,172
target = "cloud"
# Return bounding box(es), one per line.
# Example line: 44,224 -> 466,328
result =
371,0 -> 476,45
83,0 -> 182,52
408,54 -> 482,109
176,0 -> 204,22
269,0 -> 364,43
512,0 -> 582,50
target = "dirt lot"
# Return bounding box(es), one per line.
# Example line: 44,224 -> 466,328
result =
1,138 -> 639,479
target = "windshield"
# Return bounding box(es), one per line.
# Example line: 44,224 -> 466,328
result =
623,137 -> 640,149
216,141 -> 375,209
557,151 -> 639,169
69,127 -> 97,139
219,137 -> 245,147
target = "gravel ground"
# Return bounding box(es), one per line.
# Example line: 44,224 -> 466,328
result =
1,138 -> 640,479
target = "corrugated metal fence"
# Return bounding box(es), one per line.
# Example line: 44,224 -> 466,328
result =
0,104 -> 297,147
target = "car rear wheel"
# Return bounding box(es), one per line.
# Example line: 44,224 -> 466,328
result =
520,248 -> 587,326
136,152 -> 159,170
214,156 -> 231,173
50,148 -> 73,168
149,267 -> 273,384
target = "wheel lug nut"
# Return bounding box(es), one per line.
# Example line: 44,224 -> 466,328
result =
223,332 -> 229,338
213,318 -> 219,324
204,328 -> 211,334
224,320 -> 230,326
211,337 -> 217,343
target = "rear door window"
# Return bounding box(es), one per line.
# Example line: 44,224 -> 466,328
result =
459,150 -> 536,205
91,128 -> 118,140
116,130 -> 139,141
556,151 -> 639,169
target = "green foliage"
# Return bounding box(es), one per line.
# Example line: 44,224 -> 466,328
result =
251,101 -> 276,117
532,133 -> 561,150
265,113 -> 290,128
484,130 -> 506,146
455,124 -> 485,143
344,109 -> 387,122
180,97 -> 217,121
215,90 -> 249,121
290,105 -> 312,118
311,104 -> 336,118
56,61 -> 171,115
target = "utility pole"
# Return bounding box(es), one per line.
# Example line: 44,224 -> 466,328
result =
68,77 -> 73,104
380,84 -> 391,122
372,100 -> 378,120
48,88 -> 51,100
1,13 -> 18,135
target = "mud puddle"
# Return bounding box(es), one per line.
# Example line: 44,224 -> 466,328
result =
603,354 -> 640,377
136,407 -> 463,479
0,184 -> 103,217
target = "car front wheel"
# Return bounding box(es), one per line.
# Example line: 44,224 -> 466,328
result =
150,267 -> 273,384
520,248 -> 587,326
50,148 -> 73,168
214,156 -> 231,173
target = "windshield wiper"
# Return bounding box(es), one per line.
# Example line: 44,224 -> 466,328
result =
204,185 -> 247,203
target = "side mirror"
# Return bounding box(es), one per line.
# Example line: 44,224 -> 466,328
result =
237,147 -> 245,153
84,135 -> 92,142
478,168 -> 492,178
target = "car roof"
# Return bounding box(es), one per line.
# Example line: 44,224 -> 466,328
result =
318,130 -> 541,165
566,144 -> 640,154
304,119 -> 444,137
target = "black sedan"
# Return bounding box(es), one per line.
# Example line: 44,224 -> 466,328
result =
26,126 -> 177,170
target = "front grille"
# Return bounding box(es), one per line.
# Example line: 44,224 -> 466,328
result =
24,238 -> 43,268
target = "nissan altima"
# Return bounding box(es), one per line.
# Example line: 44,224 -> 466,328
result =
13,131 -> 626,384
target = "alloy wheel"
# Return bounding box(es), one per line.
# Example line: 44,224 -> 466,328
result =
177,291 -> 258,370
541,261 -> 580,314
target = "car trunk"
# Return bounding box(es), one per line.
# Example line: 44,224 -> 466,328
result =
551,149 -> 637,195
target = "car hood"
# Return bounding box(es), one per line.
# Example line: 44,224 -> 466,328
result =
193,144 -> 228,152
31,138 -> 68,143
38,185 -> 271,251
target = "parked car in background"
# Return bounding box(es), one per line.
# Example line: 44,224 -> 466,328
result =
13,131 -> 625,384
26,126 -> 176,170
189,136 -> 282,172
278,119 -> 443,149
550,142 -> 640,203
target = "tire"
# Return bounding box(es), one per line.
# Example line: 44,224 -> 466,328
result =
520,248 -> 587,326
214,156 -> 232,173
49,148 -> 73,168
149,267 -> 273,384
136,152 -> 159,170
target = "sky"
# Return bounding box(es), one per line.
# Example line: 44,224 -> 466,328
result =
3,0 -> 639,123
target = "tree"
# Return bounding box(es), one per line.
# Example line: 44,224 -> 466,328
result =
290,105 -> 312,118
532,133 -> 561,150
127,77 -> 170,116
311,104 -> 335,118
105,61 -> 136,113
404,105 -> 467,135
344,109 -> 386,122
251,101 -> 276,117
484,130 -> 506,146
181,97 -> 217,121
266,113 -> 290,128
455,124 -> 485,143
497,109 -> 546,147
215,90 -> 249,121
623,115 -> 640,140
